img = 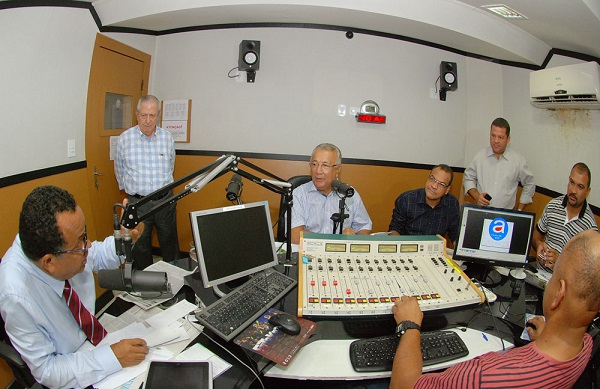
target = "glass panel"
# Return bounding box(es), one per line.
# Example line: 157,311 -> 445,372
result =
104,93 -> 133,130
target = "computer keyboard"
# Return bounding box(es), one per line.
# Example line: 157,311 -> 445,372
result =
349,330 -> 469,372
195,269 -> 297,341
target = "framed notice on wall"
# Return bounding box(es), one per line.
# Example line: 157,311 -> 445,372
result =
161,99 -> 191,142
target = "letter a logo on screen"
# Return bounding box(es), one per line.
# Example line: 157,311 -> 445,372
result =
488,218 -> 508,241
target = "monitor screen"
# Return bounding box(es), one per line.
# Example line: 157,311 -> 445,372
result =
453,204 -> 535,268
189,201 -> 278,288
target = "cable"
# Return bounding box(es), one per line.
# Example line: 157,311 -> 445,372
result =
228,66 -> 241,79
201,331 -> 266,389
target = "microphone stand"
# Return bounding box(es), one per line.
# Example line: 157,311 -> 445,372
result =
118,153 -> 296,266
331,196 -> 349,234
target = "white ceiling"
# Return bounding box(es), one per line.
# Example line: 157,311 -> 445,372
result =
87,0 -> 600,66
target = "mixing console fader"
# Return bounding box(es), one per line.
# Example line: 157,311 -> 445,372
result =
297,233 -> 484,318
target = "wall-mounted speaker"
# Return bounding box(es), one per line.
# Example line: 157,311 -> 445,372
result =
440,61 -> 458,91
239,40 -> 260,72
238,40 -> 260,83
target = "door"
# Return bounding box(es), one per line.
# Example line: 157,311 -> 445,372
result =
85,34 -> 150,240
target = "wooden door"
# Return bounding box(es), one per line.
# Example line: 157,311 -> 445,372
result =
85,34 -> 150,240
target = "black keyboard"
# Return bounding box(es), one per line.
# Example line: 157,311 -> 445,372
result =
195,269 -> 297,341
349,330 -> 469,372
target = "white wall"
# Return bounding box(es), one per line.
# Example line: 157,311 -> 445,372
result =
1,7 -> 599,206
0,7 -> 97,178
150,28 -> 469,166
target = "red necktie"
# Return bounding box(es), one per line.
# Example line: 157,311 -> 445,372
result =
63,280 -> 107,346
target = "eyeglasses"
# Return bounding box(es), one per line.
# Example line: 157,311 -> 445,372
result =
54,228 -> 88,257
428,174 -> 450,188
309,162 -> 338,172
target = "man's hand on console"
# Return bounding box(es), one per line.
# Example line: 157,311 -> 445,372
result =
110,338 -> 149,367
392,296 -> 424,326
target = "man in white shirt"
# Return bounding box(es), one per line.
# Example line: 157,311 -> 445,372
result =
0,186 -> 148,389
463,117 -> 535,210
290,143 -> 372,244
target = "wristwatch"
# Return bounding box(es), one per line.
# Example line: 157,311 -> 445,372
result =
396,320 -> 421,337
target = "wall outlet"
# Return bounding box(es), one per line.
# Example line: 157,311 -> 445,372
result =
67,139 -> 76,158
430,87 -> 438,99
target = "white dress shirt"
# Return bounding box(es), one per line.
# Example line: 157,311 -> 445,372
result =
0,235 -> 123,389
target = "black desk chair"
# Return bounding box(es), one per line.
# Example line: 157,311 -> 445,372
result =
276,175 -> 311,242
0,316 -> 42,389
573,316 -> 600,388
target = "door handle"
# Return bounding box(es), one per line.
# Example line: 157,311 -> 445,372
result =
93,166 -> 103,188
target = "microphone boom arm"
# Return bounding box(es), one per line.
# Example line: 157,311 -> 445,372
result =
118,153 -> 296,265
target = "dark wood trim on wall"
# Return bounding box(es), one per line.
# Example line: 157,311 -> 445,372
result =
0,161 -> 87,188
177,149 -> 466,173
5,155 -> 596,215
1,1 -> 598,70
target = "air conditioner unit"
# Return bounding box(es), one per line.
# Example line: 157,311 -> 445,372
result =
530,61 -> 600,109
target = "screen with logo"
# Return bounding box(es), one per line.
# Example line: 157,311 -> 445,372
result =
453,204 -> 536,268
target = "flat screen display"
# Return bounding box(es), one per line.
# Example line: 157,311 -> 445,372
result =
189,201 -> 278,288
453,204 -> 535,268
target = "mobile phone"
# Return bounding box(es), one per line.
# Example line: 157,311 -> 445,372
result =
484,193 -> 492,201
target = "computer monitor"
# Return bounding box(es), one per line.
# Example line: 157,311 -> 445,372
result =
453,204 -> 536,280
189,201 -> 278,292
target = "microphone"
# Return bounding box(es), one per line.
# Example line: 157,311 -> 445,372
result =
113,212 -> 123,257
226,174 -> 243,201
332,179 -> 355,198
97,267 -> 172,299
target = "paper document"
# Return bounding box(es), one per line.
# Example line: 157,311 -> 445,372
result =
175,343 -> 232,379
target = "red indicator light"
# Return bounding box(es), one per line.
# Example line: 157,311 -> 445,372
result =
356,114 -> 386,124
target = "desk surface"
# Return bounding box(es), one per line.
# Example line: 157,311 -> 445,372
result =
104,259 -> 541,389
187,262 -> 540,387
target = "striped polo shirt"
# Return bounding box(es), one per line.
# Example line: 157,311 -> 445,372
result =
414,333 -> 592,389
537,195 -> 598,272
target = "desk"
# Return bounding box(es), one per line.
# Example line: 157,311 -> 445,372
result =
189,262 -> 538,388
105,258 -> 539,389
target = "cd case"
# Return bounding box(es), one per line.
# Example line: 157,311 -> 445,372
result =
233,308 -> 316,366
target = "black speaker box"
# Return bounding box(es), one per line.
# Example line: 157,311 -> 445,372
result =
440,61 -> 458,91
238,40 -> 260,71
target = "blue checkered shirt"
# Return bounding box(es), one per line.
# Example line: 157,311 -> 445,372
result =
114,125 -> 175,196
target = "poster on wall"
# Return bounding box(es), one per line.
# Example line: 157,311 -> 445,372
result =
161,99 -> 191,142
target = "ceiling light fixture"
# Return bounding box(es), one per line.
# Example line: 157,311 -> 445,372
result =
481,4 -> 528,19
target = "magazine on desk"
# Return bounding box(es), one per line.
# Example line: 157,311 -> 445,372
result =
234,308 -> 316,366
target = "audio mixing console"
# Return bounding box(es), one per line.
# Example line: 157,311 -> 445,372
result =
297,233 -> 484,318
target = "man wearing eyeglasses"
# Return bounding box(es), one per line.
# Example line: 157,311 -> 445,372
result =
290,143 -> 372,244
0,186 -> 149,389
388,164 -> 460,246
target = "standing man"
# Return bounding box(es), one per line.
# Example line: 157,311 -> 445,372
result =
390,230 -> 600,389
290,143 -> 372,244
463,117 -> 535,210
0,186 -> 148,389
115,95 -> 180,269
533,162 -> 598,272
388,164 -> 460,245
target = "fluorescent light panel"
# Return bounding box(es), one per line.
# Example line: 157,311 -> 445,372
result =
482,4 -> 528,19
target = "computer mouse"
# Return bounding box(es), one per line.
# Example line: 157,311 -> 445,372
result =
268,312 -> 301,335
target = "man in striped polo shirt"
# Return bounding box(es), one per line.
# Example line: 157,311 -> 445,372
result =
533,162 -> 598,272
390,230 -> 600,389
